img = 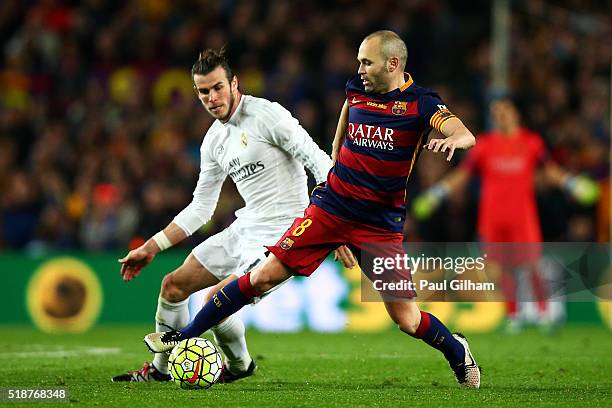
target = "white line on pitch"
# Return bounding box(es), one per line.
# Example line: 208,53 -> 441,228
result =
0,347 -> 121,358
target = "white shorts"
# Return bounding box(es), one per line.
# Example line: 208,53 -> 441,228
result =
192,220 -> 289,281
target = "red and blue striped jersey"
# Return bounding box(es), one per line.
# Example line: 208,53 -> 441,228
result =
312,73 -> 456,232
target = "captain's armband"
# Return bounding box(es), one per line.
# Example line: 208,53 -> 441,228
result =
429,105 -> 456,132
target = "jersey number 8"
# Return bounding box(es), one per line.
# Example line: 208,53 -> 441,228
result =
292,219 -> 313,236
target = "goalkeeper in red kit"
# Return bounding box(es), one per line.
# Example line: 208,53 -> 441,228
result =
412,97 -> 599,332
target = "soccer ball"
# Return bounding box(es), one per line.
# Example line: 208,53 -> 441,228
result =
168,338 -> 223,389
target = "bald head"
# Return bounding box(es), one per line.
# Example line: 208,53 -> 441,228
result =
357,30 -> 408,93
363,30 -> 408,71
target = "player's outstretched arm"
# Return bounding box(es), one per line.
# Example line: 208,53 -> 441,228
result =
331,100 -> 349,163
424,117 -> 475,161
119,124 -> 225,282
542,162 -> 600,206
119,223 -> 188,282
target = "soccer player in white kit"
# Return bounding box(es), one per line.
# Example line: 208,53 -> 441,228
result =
112,48 -> 334,382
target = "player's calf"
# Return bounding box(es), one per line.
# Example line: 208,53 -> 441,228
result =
249,255 -> 293,293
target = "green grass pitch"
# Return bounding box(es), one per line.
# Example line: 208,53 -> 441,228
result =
0,325 -> 610,407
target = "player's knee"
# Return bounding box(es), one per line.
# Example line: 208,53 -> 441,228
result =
160,273 -> 188,302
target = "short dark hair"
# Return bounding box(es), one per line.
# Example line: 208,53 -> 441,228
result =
191,47 -> 234,82
364,30 -> 408,71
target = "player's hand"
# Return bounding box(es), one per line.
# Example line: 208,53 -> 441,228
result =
424,133 -> 472,161
411,192 -> 439,220
334,245 -> 357,268
118,244 -> 157,282
423,137 -> 458,161
411,184 -> 448,220
566,175 -> 600,206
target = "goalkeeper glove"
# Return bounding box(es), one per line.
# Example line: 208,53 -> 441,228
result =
412,184 -> 449,220
564,175 -> 600,206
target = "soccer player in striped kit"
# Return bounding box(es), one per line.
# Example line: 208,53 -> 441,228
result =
147,31 -> 481,388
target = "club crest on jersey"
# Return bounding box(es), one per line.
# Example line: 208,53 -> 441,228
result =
437,109 -> 453,119
279,237 -> 294,250
391,101 -> 408,115
240,132 -> 248,147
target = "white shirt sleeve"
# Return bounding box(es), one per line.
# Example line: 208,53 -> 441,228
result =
173,141 -> 225,236
262,102 -> 332,184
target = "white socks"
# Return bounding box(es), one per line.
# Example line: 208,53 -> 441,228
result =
152,296 -> 190,374
212,314 -> 251,373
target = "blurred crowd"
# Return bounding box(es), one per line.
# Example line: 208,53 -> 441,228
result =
0,0 -> 610,251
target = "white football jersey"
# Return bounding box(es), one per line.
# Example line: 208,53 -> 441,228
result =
173,94 -> 333,235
